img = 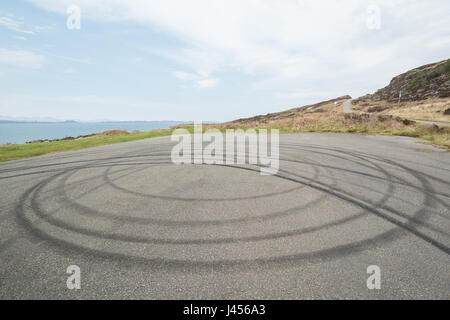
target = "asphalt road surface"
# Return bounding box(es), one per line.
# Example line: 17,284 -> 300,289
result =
0,133 -> 449,299
414,119 -> 450,127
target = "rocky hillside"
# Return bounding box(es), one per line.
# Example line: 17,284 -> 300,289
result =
359,59 -> 450,103
224,95 -> 351,126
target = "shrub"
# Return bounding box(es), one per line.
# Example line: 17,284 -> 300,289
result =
97,129 -> 129,135
409,75 -> 427,91
445,59 -> 450,74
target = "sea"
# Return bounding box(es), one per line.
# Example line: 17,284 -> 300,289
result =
0,121 -> 184,144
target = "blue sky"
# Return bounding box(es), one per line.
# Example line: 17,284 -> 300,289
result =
0,0 -> 449,122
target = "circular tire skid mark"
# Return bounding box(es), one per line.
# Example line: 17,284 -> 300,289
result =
16,142 -> 449,268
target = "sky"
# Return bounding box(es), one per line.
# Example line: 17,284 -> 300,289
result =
0,0 -> 449,122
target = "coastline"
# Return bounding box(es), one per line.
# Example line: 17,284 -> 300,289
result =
0,120 -> 185,145
0,129 -> 174,162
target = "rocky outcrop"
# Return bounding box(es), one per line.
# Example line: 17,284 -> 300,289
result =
358,59 -> 450,103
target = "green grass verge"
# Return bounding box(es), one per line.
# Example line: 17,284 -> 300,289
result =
163,123 -> 450,149
275,124 -> 450,150
0,129 -> 173,162
1,121 -> 448,163
197,123 -> 449,150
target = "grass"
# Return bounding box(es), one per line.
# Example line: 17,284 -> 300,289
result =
0,129 -> 173,162
228,123 -> 449,149
2,96 -> 450,163
352,97 -> 450,123
203,99 -> 450,150
1,121 -> 448,164
409,75 -> 427,91
445,59 -> 450,74
184,121 -> 450,150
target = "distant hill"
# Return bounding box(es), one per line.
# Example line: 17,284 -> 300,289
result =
0,120 -> 186,124
0,116 -> 62,122
223,95 -> 352,127
0,120 -> 57,124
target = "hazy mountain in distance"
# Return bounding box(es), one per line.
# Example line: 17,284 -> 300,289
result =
0,115 -> 63,122
0,116 -> 187,123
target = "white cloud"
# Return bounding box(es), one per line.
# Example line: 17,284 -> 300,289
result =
172,70 -> 219,88
63,67 -> 77,74
196,78 -> 219,88
0,49 -> 44,68
25,0 -> 450,97
173,71 -> 197,81
0,16 -> 35,34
